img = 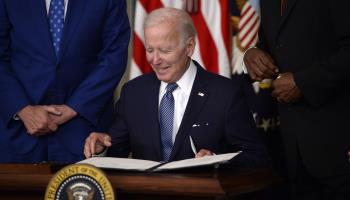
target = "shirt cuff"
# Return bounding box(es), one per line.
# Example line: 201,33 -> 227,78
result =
13,113 -> 21,121
92,147 -> 108,157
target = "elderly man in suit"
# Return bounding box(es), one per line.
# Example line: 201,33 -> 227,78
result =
84,7 -> 268,167
0,0 -> 130,163
243,0 -> 350,199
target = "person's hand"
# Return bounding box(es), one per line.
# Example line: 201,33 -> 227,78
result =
195,149 -> 214,158
45,105 -> 77,125
84,132 -> 112,158
17,105 -> 61,136
244,48 -> 279,81
182,0 -> 198,13
272,72 -> 302,103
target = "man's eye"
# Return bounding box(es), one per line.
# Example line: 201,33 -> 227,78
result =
146,48 -> 153,53
160,49 -> 170,53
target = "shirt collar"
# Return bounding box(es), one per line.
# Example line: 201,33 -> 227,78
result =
160,60 -> 197,95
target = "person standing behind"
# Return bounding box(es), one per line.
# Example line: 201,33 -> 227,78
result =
0,0 -> 130,163
244,0 -> 350,199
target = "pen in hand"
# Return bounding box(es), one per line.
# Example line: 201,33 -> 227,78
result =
189,135 -> 198,155
190,135 -> 214,158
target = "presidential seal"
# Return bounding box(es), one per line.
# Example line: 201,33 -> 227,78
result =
45,164 -> 114,200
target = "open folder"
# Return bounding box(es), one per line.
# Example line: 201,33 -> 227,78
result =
78,152 -> 241,172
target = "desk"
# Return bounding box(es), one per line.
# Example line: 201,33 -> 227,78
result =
0,164 -> 281,200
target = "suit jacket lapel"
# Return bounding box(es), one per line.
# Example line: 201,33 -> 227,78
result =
170,62 -> 209,160
147,74 -> 163,161
58,0 -> 87,61
32,0 -> 57,62
277,0 -> 297,37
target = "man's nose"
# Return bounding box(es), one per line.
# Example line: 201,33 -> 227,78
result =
151,52 -> 162,65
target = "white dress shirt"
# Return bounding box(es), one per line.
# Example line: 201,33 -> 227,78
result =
158,61 -> 197,143
45,0 -> 68,17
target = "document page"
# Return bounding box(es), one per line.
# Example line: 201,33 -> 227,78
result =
78,157 -> 161,171
155,152 -> 240,171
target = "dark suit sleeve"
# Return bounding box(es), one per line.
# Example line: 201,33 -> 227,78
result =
294,1 -> 350,107
67,0 -> 130,126
0,0 -> 31,125
256,22 -> 269,52
225,78 -> 270,169
106,84 -> 130,158
256,1 -> 270,54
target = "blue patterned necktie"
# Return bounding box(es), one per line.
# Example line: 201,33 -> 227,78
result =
159,83 -> 178,162
49,0 -> 65,56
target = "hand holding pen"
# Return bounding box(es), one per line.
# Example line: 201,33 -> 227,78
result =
189,135 -> 214,158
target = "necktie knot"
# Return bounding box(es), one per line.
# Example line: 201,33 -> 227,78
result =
166,83 -> 178,94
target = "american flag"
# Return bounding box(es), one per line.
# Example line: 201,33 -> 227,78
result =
130,0 -> 231,79
232,0 -> 260,75
238,1 -> 260,49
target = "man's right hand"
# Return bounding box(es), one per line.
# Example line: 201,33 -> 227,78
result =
17,105 -> 61,136
84,132 -> 112,158
243,48 -> 279,81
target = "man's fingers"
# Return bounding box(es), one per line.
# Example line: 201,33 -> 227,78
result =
89,136 -> 97,156
261,53 -> 278,72
84,141 -> 92,158
252,56 -> 276,78
195,149 -> 213,158
102,135 -> 112,147
246,62 -> 263,81
245,48 -> 278,80
43,105 -> 62,116
47,120 -> 58,132
259,57 -> 278,77
84,132 -> 111,157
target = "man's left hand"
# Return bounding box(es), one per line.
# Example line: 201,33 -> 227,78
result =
45,105 -> 77,125
272,72 -> 302,103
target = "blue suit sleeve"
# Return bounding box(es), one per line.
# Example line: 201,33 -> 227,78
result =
67,0 -> 130,126
0,0 -> 31,126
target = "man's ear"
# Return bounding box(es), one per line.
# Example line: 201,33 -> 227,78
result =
186,37 -> 196,57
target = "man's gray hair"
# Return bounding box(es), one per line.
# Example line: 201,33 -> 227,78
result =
144,8 -> 197,43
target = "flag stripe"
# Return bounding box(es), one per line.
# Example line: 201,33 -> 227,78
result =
240,16 -> 259,43
245,30 -> 259,49
239,6 -> 256,33
220,0 -> 231,60
133,33 -> 153,74
191,1 -> 219,74
139,0 -> 163,12
240,4 -> 252,18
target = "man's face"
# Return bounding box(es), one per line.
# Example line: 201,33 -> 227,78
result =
144,23 -> 194,83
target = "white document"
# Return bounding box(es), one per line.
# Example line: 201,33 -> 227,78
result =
155,152 -> 239,171
78,152 -> 241,172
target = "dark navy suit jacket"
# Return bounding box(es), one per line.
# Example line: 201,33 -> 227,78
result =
108,61 -> 269,168
0,0 -> 130,159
